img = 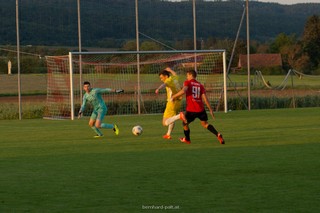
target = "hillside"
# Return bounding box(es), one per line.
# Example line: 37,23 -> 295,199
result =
0,0 -> 319,47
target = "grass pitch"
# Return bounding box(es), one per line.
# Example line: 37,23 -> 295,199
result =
1,108 -> 320,212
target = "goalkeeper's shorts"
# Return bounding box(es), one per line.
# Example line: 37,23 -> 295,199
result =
91,108 -> 107,121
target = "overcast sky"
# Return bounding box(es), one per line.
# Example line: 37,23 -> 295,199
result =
168,0 -> 320,5
255,0 -> 320,4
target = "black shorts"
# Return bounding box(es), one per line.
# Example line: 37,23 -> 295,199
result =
185,110 -> 208,123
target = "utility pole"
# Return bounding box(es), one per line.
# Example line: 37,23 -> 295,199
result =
16,0 -> 22,120
246,0 -> 251,110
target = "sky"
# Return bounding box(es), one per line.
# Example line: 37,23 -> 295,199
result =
168,0 -> 320,5
255,0 -> 320,4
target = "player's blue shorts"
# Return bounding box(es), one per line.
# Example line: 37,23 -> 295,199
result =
90,108 -> 107,121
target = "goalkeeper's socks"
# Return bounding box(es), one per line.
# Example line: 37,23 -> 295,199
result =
91,126 -> 103,136
101,123 -> 114,129
207,124 -> 218,136
184,129 -> 190,141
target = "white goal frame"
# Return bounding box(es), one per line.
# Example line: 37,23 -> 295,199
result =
46,50 -> 227,120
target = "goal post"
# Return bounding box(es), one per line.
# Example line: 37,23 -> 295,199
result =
44,50 -> 227,120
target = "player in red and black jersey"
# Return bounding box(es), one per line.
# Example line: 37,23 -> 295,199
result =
171,70 -> 225,145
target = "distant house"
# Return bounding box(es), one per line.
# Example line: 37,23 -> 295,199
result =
237,54 -> 282,69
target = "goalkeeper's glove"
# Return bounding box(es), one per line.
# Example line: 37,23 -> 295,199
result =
78,110 -> 82,119
115,89 -> 124,93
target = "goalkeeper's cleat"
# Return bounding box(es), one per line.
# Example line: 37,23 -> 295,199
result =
94,134 -> 104,138
113,124 -> 119,135
179,112 -> 187,124
163,134 -> 172,140
217,133 -> 225,144
179,137 -> 191,144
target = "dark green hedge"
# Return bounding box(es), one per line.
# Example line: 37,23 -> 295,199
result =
228,95 -> 320,110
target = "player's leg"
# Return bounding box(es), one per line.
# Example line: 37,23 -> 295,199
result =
180,111 -> 194,144
163,123 -> 174,139
164,114 -> 180,126
198,110 -> 216,134
199,111 -> 225,144
163,100 -> 183,139
98,108 -> 119,135
89,111 -> 103,137
163,100 -> 184,126
162,101 -> 178,139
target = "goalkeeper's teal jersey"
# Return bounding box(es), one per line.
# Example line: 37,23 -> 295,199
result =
80,88 -> 112,112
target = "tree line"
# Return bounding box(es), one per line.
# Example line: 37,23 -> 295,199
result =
0,0 -> 319,46
0,0 -> 319,74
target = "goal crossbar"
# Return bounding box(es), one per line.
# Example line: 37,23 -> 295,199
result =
45,50 -> 227,120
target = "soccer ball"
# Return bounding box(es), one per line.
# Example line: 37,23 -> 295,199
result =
132,125 -> 143,136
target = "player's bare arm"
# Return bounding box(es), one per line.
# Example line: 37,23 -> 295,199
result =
202,93 -> 215,119
171,85 -> 187,101
164,67 -> 177,76
155,83 -> 166,94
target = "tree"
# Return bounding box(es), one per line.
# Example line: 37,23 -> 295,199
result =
281,43 -> 311,73
140,41 -> 164,51
302,15 -> 320,71
267,33 -> 315,72
269,33 -> 296,53
121,40 -> 136,51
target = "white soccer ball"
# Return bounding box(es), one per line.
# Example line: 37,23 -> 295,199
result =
132,125 -> 143,136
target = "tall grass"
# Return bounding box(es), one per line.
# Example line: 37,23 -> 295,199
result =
1,96 -> 320,119
0,103 -> 44,119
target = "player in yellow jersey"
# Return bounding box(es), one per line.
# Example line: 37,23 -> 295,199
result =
155,67 -> 182,139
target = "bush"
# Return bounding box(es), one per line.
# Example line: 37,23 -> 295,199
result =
1,96 -> 319,119
227,95 -> 320,110
259,66 -> 284,75
0,103 -> 44,120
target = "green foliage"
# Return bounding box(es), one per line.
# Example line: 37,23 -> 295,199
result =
20,56 -> 46,74
121,40 -> 137,51
1,1 -> 320,46
0,103 -> 44,120
0,58 -> 8,74
296,95 -> 320,107
140,41 -> 165,51
269,33 -> 297,53
259,66 -> 284,75
2,95 -> 320,120
228,95 -> 320,110
302,15 -> 320,70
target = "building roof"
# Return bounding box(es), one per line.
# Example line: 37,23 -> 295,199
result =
238,54 -> 282,68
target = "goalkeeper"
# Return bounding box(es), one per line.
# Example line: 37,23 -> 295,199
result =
78,81 -> 124,138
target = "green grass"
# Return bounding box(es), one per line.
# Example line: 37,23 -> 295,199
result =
1,108 -> 320,212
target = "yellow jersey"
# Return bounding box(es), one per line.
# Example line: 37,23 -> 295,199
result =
165,75 -> 181,101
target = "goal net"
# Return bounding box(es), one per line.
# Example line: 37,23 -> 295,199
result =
44,50 -> 227,120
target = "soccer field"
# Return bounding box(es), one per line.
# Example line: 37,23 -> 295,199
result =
1,108 -> 320,212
